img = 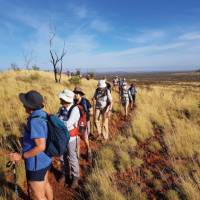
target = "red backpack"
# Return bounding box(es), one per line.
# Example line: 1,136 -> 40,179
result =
68,105 -> 87,137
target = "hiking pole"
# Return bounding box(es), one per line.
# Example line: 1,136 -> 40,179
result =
13,162 -> 19,199
6,161 -> 19,200
92,99 -> 95,136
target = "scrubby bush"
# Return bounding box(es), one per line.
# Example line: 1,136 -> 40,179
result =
69,76 -> 81,85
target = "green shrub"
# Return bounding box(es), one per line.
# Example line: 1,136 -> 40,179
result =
69,76 -> 81,85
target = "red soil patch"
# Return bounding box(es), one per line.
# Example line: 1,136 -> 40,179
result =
46,112 -> 128,200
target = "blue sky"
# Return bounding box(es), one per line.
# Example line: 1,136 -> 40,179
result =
0,0 -> 200,72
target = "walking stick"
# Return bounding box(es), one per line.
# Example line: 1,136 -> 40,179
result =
6,161 -> 18,199
92,99 -> 95,135
3,151 -> 31,200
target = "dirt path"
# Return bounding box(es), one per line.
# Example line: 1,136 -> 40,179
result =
47,111 -> 129,200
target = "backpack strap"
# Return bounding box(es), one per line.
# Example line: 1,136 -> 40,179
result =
31,114 -> 47,121
67,105 -> 76,119
77,104 -> 86,118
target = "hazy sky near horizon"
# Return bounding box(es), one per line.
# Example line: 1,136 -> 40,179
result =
0,0 -> 200,72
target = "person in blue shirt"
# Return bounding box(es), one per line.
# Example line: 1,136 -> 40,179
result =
128,83 -> 137,109
9,90 -> 53,200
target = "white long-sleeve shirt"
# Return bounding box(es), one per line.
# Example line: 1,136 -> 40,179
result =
65,104 -> 80,131
58,104 -> 80,142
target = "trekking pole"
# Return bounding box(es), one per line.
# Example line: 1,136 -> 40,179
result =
13,162 -> 19,199
6,161 -> 19,200
92,99 -> 95,136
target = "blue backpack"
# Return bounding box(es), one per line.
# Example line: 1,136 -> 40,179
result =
45,114 -> 70,157
32,114 -> 70,157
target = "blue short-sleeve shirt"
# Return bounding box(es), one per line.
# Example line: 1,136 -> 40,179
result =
23,109 -> 51,171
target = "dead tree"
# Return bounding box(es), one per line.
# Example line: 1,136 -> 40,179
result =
23,50 -> 34,69
49,28 -> 66,83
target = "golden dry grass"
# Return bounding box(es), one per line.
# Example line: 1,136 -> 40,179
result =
0,70 -> 97,199
0,70 -> 200,200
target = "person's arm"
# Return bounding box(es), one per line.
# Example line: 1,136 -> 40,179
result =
24,138 -> 46,158
9,138 -> 46,161
10,117 -> 47,161
92,89 -> 97,101
106,90 -> 113,112
128,90 -> 133,101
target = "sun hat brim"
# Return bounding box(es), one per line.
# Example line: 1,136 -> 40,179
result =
73,90 -> 85,96
98,83 -> 107,88
19,93 -> 43,109
59,93 -> 74,103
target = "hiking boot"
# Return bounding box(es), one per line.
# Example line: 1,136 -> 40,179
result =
71,176 -> 79,189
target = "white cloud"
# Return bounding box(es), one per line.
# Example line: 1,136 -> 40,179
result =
63,39 -> 200,71
90,19 -> 111,33
1,1 -> 200,71
179,32 -> 200,40
122,30 -> 166,44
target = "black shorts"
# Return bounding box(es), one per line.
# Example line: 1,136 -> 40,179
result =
26,165 -> 51,181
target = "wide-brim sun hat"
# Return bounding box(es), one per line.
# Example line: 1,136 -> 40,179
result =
19,90 -> 44,109
97,80 -> 107,88
59,89 -> 74,103
73,87 -> 85,96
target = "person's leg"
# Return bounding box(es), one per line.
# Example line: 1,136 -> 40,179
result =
84,131 -> 91,154
85,121 -> 92,160
68,137 -> 80,188
125,102 -> 129,116
82,122 -> 90,152
102,110 -> 109,140
94,109 -> 102,136
44,171 -> 53,200
133,94 -> 136,105
122,104 -> 126,116
87,121 -> 91,136
29,180 -> 47,200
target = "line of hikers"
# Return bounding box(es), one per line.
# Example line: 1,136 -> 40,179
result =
8,77 -> 136,200
113,76 -> 137,117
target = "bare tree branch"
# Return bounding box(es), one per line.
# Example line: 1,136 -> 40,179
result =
49,24 -> 66,83
23,50 -> 34,69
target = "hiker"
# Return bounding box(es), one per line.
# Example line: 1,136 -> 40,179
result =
92,80 -> 112,141
57,89 -> 80,189
118,78 -> 123,92
103,76 -> 112,93
73,87 -> 92,162
120,82 -> 132,117
129,83 -> 137,109
9,90 -> 53,200
112,76 -> 119,91
122,77 -> 127,86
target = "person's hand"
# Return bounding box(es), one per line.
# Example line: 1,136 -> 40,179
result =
9,152 -> 22,162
